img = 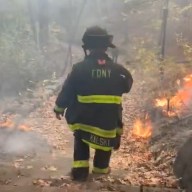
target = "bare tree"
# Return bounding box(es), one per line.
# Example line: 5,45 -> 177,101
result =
28,0 -> 49,49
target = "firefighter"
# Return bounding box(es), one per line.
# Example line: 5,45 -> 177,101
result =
54,26 -> 133,181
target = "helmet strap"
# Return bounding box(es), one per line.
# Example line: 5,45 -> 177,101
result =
82,45 -> 88,56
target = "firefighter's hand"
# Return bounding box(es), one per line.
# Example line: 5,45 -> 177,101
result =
55,113 -> 63,120
54,108 -> 64,120
113,135 -> 121,150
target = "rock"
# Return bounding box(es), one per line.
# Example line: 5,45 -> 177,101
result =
173,136 -> 192,191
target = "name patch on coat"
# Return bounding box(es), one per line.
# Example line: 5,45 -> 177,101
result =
92,69 -> 111,79
90,134 -> 110,147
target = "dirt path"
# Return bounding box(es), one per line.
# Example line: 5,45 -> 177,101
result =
0,95 -> 74,191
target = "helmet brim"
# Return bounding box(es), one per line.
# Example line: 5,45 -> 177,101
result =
109,43 -> 116,48
108,35 -> 116,48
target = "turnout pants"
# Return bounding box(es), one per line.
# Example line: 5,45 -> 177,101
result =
71,106 -> 122,180
72,136 -> 112,181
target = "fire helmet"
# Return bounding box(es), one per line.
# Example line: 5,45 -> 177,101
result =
82,26 -> 116,50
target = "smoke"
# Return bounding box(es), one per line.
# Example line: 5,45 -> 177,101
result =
0,129 -> 50,157
0,0 -> 178,100
0,114 -> 50,157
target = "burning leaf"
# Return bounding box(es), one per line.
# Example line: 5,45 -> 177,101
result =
132,115 -> 152,139
18,124 -> 31,132
0,119 -> 14,129
0,116 -> 31,132
155,98 -> 168,108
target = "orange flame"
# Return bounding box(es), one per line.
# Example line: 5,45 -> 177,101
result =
132,116 -> 152,139
155,73 -> 192,117
18,124 -> 31,132
0,117 -> 31,132
0,119 -> 15,129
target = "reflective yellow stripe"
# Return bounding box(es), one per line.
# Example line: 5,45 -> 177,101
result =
54,105 -> 64,113
82,139 -> 112,151
69,123 -> 116,138
116,128 -> 123,135
93,167 -> 109,174
72,160 -> 89,168
77,95 -> 122,104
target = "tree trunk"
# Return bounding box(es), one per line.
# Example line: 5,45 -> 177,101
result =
38,0 -> 49,49
28,0 -> 49,50
27,0 -> 38,45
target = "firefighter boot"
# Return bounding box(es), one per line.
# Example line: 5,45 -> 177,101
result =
71,167 -> 89,182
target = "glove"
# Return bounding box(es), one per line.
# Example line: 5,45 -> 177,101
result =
55,112 -> 64,120
54,107 -> 64,120
113,135 -> 121,150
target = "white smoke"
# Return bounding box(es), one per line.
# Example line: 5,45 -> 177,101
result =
0,129 -> 50,156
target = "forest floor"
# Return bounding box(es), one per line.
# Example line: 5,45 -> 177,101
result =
0,52 -> 191,192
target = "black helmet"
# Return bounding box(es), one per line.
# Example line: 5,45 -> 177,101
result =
82,26 -> 116,50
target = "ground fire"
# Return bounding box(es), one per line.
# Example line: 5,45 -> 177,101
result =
0,116 -> 31,132
132,114 -> 152,139
155,73 -> 192,117
132,73 -> 192,139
